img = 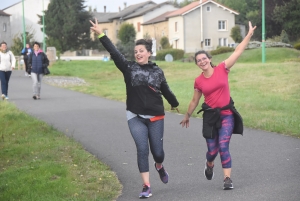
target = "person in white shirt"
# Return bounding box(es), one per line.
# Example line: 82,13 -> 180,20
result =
0,42 -> 16,100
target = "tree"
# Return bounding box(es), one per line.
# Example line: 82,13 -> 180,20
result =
272,0 -> 300,41
118,23 -> 136,44
40,0 -> 93,53
160,36 -> 171,49
230,25 -> 242,43
10,31 -> 35,56
116,23 -> 136,60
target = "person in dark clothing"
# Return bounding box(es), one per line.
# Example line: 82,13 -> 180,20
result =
28,42 -> 49,100
21,43 -> 33,76
180,21 -> 256,190
90,18 -> 179,199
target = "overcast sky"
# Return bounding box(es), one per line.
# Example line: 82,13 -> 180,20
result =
0,0 -> 175,12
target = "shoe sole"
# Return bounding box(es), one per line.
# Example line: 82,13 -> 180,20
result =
223,186 -> 234,190
204,160 -> 214,180
139,193 -> 152,198
1,95 -> 5,100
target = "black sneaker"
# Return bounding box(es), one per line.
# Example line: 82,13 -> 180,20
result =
204,160 -> 214,180
154,163 -> 169,184
223,177 -> 234,190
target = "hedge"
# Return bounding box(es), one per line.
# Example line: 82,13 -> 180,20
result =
156,49 -> 185,61
210,47 -> 234,56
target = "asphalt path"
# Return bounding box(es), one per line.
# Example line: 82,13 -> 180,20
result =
7,70 -> 300,201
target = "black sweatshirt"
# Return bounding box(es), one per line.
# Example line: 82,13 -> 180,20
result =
99,35 -> 179,116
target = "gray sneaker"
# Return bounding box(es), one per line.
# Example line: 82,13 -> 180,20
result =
204,160 -> 214,180
223,177 -> 234,190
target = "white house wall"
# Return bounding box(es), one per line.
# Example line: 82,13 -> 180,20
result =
4,0 -> 51,45
202,3 -> 236,50
184,9 -> 202,53
168,16 -> 184,50
0,15 -> 12,47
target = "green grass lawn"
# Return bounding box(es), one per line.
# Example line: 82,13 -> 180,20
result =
0,102 -> 122,201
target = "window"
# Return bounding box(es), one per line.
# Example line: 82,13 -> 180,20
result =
175,22 -> 178,32
103,29 -> 108,35
206,6 -> 211,12
3,23 -> 6,32
205,39 -> 211,47
137,22 -> 141,32
218,20 -> 227,30
218,38 -> 227,46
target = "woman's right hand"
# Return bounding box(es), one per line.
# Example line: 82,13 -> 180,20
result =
89,18 -> 102,35
180,114 -> 190,128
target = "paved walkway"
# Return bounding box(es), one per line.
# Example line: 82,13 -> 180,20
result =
8,70 -> 300,201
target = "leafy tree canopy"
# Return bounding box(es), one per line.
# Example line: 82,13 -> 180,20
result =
10,31 -> 35,56
118,23 -> 136,44
40,0 -> 93,53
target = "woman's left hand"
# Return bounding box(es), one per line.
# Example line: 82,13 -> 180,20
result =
90,18 -> 102,35
171,107 -> 180,113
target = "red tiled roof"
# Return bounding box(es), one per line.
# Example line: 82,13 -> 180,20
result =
166,0 -> 239,18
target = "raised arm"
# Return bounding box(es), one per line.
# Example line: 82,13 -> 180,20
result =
90,18 -> 128,73
180,90 -> 202,128
225,21 -> 257,69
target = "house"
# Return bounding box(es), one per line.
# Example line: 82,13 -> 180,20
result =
142,11 -> 173,51
95,1 -> 178,44
3,0 -> 51,47
0,10 -> 12,47
166,0 -> 239,53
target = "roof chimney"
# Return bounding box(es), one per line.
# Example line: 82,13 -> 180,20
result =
119,6 -> 121,12
104,6 -> 106,13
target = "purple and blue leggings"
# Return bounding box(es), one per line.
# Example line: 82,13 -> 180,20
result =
206,114 -> 234,168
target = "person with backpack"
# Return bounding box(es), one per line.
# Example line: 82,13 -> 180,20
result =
0,41 -> 16,100
28,42 -> 49,100
21,43 -> 33,77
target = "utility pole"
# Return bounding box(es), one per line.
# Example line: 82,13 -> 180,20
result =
42,0 -> 46,52
262,0 -> 266,63
22,0 -> 26,47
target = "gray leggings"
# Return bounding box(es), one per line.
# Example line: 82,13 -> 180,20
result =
31,72 -> 43,96
128,116 -> 164,173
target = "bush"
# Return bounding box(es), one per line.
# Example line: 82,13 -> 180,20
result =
210,47 -> 234,56
230,25 -> 242,43
294,43 -> 300,50
160,36 -> 171,49
156,49 -> 184,61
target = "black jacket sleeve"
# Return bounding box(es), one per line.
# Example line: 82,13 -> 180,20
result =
160,73 -> 179,108
99,35 -> 128,73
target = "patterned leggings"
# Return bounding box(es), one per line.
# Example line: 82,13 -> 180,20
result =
206,114 -> 234,168
128,116 -> 164,173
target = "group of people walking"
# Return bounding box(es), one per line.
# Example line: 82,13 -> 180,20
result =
0,41 -> 49,100
90,18 -> 256,198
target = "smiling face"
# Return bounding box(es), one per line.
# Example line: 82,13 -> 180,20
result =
195,53 -> 212,71
134,45 -> 151,65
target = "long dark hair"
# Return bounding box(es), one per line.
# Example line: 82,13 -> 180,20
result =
135,39 -> 153,54
194,50 -> 215,67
